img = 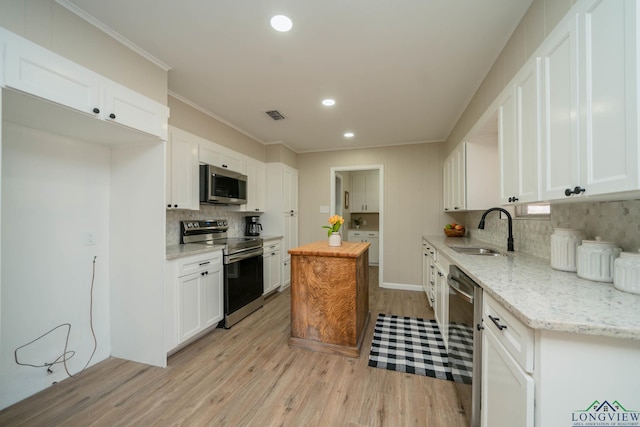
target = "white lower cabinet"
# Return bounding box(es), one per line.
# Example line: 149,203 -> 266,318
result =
482,292 -> 534,427
482,326 -> 534,427
434,255 -> 450,349
348,230 -> 379,264
166,251 -> 223,352
262,238 -> 282,294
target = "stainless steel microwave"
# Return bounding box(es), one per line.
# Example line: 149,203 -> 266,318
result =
199,164 -> 247,205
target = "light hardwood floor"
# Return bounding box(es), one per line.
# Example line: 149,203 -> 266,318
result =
0,267 -> 467,426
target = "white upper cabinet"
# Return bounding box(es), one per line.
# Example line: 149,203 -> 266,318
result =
577,0 -> 638,197
445,137 -> 499,212
1,28 -> 169,140
539,0 -> 639,201
498,59 -> 540,205
443,143 -> 464,211
351,171 -> 379,212
199,141 -> 246,174
244,157 -> 266,212
539,15 -> 580,201
166,127 -> 200,210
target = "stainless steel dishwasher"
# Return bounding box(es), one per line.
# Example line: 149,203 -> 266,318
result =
448,265 -> 483,427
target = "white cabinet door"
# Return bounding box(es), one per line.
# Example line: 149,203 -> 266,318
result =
365,172 -> 379,212
541,0 -> 639,201
103,83 -> 169,140
482,326 -> 535,427
201,264 -> 223,328
167,127 -> 199,210
351,173 -> 367,212
283,212 -> 298,255
199,142 -> 246,173
2,30 -> 169,139
351,171 -> 379,212
282,167 -> 298,213
282,258 -> 291,287
263,249 -> 282,294
434,263 -> 448,348
515,63 -> 540,203
540,15 -> 581,201
3,34 -> 102,117
499,61 -> 541,206
444,143 -> 465,211
578,0 -> 638,196
244,158 -> 266,212
498,86 -> 519,204
178,273 -> 203,343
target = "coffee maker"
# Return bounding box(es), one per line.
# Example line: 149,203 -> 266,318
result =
245,216 -> 262,236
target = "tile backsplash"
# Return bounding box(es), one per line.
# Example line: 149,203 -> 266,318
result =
166,206 -> 255,245
465,199 -> 640,260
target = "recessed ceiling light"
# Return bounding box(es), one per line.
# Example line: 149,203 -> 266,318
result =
344,132 -> 355,138
270,15 -> 293,32
322,99 -> 336,107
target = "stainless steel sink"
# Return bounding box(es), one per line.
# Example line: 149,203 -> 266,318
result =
450,246 -> 506,256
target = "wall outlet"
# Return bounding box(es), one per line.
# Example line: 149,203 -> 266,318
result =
84,232 -> 96,245
363,220 -> 367,225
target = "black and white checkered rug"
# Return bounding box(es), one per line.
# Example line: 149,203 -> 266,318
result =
368,313 -> 473,384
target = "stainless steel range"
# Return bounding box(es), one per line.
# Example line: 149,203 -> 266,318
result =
181,220 -> 264,328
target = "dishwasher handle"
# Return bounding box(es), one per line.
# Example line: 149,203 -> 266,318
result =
448,276 -> 474,304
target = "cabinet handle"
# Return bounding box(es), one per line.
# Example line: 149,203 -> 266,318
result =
454,207 -> 459,210
430,251 -> 434,255
477,323 -> 484,331
444,208 -> 449,211
437,272 -> 443,277
109,113 -> 116,119
564,186 -> 586,197
222,164 -> 228,168
488,314 -> 507,330
167,204 -> 171,208
92,107 -> 100,114
508,196 -> 519,202
199,261 -> 210,266
174,204 -> 178,208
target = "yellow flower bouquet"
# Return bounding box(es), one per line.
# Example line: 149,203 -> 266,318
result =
322,215 -> 344,237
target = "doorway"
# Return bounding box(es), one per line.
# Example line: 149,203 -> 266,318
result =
330,165 -> 384,288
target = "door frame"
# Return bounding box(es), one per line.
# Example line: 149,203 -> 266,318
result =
330,165 -> 384,288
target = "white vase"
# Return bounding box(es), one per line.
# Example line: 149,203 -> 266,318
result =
328,232 -> 342,247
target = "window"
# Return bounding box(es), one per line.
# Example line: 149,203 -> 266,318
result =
515,203 -> 551,218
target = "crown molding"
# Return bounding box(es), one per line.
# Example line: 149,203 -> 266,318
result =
54,0 -> 172,71
168,91 -> 265,144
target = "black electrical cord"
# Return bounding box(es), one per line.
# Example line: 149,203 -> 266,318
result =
14,256 -> 99,378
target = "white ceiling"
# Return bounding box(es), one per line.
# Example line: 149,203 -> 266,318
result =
63,0 -> 532,153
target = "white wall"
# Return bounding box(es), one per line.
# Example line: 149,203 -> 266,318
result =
0,123 -> 111,408
297,143 -> 445,287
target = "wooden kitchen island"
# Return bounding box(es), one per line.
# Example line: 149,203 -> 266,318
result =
288,241 -> 370,357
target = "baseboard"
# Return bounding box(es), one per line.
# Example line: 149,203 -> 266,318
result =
380,282 -> 423,292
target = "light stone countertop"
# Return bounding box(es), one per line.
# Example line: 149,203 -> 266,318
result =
423,235 -> 640,341
166,243 -> 224,260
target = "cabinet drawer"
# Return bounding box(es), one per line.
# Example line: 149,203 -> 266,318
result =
483,293 -> 534,373
176,251 -> 222,277
264,241 -> 281,253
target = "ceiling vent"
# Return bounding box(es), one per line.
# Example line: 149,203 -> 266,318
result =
266,110 -> 286,120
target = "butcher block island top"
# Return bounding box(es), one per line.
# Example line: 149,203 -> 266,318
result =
288,241 -> 371,357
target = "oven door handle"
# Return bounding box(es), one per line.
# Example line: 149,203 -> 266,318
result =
448,277 -> 474,304
225,248 -> 264,264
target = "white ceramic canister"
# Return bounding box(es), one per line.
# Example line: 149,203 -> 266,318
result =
576,237 -> 622,283
614,250 -> 640,295
550,228 -> 585,272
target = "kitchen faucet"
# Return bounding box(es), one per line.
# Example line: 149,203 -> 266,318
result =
478,207 -> 514,251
